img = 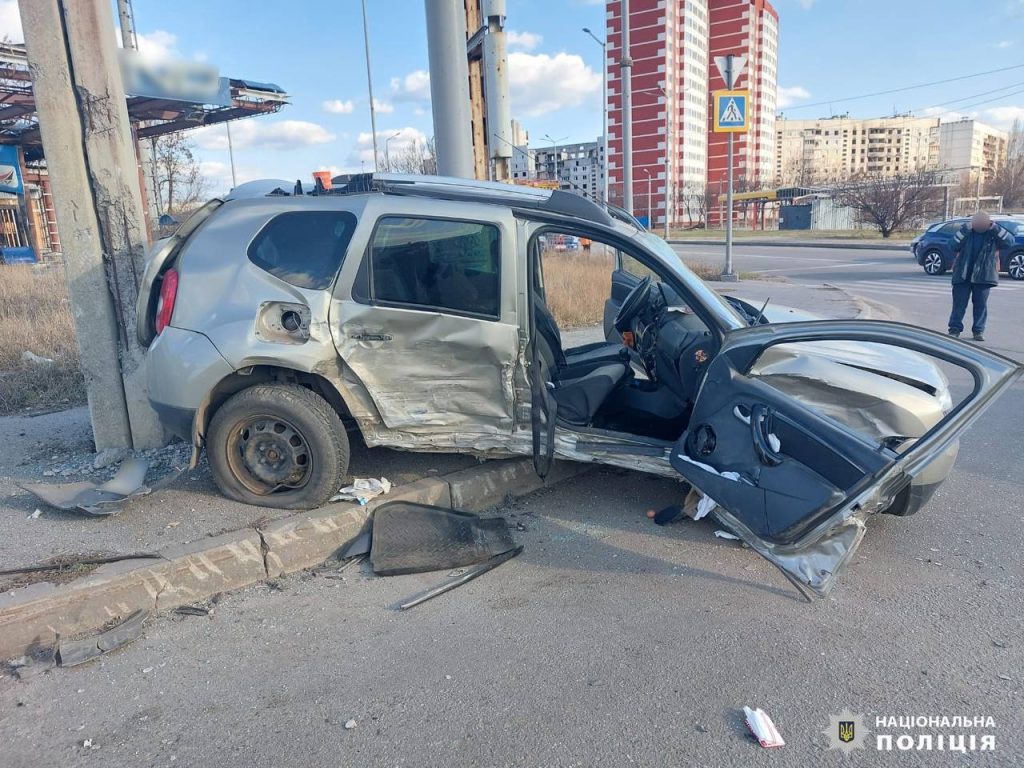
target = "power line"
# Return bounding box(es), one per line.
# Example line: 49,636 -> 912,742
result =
915,86 -> 1024,121
784,63 -> 1024,112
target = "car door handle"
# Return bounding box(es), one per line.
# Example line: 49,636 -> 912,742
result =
349,333 -> 393,342
749,404 -> 783,466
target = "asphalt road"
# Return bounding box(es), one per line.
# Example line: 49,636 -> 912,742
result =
1,245 -> 1021,766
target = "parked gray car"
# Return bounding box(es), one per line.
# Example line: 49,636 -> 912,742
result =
137,174 -> 1022,596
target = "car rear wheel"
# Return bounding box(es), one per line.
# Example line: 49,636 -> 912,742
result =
1007,252 -> 1024,281
922,250 -> 946,275
207,384 -> 349,509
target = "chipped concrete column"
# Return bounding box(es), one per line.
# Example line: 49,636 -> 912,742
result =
19,0 -> 164,450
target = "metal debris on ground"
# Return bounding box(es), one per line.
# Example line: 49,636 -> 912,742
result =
714,530 -> 740,541
0,552 -> 160,578
399,545 -> 524,610
173,603 -> 214,618
20,458 -> 151,516
743,706 -> 785,748
330,477 -> 391,505
56,609 -> 149,668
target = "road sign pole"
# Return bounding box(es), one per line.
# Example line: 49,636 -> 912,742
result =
725,131 -> 735,279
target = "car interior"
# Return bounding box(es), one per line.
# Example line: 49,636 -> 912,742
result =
530,230 -> 720,442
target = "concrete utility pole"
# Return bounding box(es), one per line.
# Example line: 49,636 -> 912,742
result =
20,0 -> 164,450
425,0 -> 475,178
483,0 -> 512,182
619,0 -> 633,213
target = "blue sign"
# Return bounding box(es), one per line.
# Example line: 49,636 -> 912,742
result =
0,144 -> 23,195
713,90 -> 750,133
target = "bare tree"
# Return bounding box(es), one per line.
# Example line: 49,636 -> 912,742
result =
383,137 -> 437,175
833,168 -> 942,237
988,120 -> 1024,210
153,133 -> 208,215
677,183 -> 711,227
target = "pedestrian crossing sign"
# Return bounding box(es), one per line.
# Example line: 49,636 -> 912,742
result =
713,89 -> 749,133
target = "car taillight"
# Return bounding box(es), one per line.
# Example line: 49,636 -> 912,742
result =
154,268 -> 179,335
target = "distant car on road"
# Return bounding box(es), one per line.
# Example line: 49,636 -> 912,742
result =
912,217 -> 1024,280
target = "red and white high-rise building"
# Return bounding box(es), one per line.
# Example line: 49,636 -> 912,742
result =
606,0 -> 778,227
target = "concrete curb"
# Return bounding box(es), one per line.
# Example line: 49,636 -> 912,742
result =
668,238 -> 910,252
0,458 -> 590,662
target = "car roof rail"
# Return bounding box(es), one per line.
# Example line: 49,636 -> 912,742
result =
330,172 -> 617,227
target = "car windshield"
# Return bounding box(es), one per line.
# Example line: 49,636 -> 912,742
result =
636,231 -> 748,329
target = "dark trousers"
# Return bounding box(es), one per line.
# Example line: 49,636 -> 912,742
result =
948,282 -> 990,335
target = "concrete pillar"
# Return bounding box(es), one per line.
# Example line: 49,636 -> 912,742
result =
20,0 -> 164,450
425,0 -> 475,178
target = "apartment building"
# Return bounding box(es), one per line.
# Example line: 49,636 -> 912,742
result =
535,139 -> 605,201
605,0 -> 778,226
937,118 -> 1008,184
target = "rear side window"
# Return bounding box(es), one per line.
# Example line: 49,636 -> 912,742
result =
248,211 -> 356,290
365,216 -> 501,318
940,222 -> 962,235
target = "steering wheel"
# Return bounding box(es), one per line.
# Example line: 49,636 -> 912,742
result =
614,276 -> 653,333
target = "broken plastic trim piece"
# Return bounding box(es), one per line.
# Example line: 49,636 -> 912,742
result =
56,609 -> 149,667
20,459 -> 151,515
399,546 -> 524,610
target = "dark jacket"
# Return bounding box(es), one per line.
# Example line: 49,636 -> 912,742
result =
951,223 -> 1014,286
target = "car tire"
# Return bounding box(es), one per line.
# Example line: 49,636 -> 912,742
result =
1006,251 -> 1024,281
921,250 -> 946,275
207,383 -> 349,510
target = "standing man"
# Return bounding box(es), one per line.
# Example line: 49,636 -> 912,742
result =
947,211 -> 1013,341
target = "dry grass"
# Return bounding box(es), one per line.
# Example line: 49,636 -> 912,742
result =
0,265 -> 86,414
543,249 -> 759,328
543,249 -> 615,329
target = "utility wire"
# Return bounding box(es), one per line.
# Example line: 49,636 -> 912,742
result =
783,63 -> 1024,111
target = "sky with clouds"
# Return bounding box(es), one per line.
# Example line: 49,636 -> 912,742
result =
2,0 -> 1022,195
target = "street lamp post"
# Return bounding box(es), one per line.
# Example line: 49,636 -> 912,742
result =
636,85 -> 672,238
543,134 -> 568,189
582,27 -> 608,205
360,0 -> 379,171
385,131 -> 402,172
641,168 -> 652,227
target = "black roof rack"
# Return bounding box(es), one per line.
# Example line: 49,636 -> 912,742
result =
327,173 -> 617,228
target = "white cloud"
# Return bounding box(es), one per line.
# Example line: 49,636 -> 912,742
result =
322,99 -> 356,114
986,105 -> 1024,128
798,0 -> 816,8
996,40 -> 1014,48
134,30 -> 179,60
508,52 -> 601,117
0,0 -> 23,42
777,85 -> 811,108
390,70 -> 432,103
373,98 -> 395,114
507,30 -> 542,51
921,106 -> 977,123
351,127 -> 428,165
192,119 -> 336,151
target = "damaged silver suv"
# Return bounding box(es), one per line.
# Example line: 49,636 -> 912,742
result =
137,174 -> 1021,596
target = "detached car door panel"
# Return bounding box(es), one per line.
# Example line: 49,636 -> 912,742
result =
671,319 -> 1022,597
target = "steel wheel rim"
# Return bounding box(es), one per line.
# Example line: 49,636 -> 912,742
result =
225,414 -> 313,495
1009,254 -> 1024,280
924,252 -> 943,274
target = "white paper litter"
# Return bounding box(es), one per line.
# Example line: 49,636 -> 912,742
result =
694,494 -> 718,520
675,454 -> 748,484
744,706 -> 785,748
330,477 -> 392,505
714,530 -> 740,541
